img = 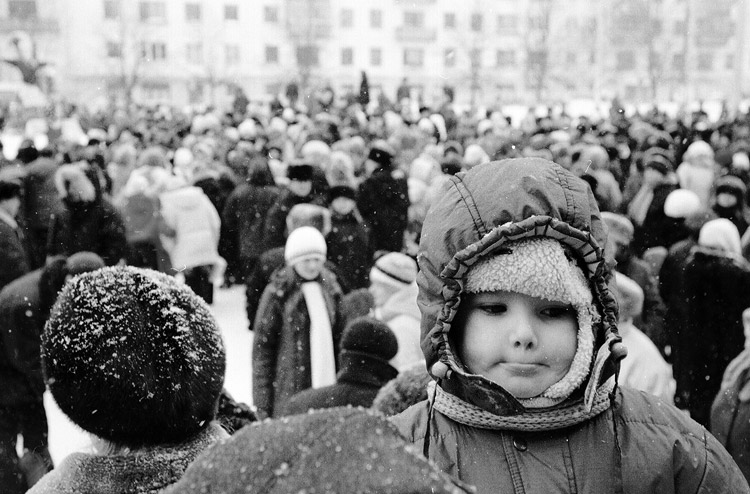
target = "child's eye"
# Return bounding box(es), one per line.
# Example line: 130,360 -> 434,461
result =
540,306 -> 575,318
479,304 -> 507,315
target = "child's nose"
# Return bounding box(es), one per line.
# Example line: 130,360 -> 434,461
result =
510,312 -> 537,350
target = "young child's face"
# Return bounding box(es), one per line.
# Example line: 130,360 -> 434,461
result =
293,257 -> 324,280
456,290 -> 578,399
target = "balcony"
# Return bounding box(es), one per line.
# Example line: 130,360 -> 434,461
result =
0,17 -> 60,34
395,26 -> 436,43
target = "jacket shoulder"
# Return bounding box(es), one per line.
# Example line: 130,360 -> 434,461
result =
388,399 -> 431,443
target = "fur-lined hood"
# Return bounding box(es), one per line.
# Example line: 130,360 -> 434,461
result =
417,158 -> 624,416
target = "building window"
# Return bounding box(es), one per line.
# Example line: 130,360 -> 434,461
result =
370,48 -> 382,66
341,8 -> 353,27
726,54 -> 735,70
566,52 -> 576,65
616,50 -> 635,71
404,11 -> 424,28
672,53 -> 684,71
496,50 -> 516,67
370,9 -> 382,28
296,45 -> 319,67
103,0 -> 119,19
186,42 -> 203,64
404,47 -> 424,67
264,5 -> 278,22
139,1 -> 166,22
224,4 -> 238,20
471,13 -> 482,31
106,41 -> 122,58
445,48 -> 455,67
265,45 -> 279,63
141,42 -> 167,61
470,48 -> 482,68
225,44 -> 240,65
497,14 -> 517,34
528,15 -> 546,30
185,3 -> 201,21
697,52 -> 713,71
444,12 -> 455,28
8,0 -> 36,19
673,20 -> 686,35
341,47 -> 353,66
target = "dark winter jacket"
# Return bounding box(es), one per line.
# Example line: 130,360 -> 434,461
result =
280,349 -> 398,415
0,217 -> 29,292
676,246 -> 750,425
632,182 -> 681,255
261,188 -> 327,252
27,423 -> 227,494
0,269 -> 45,406
219,177 -> 279,275
162,408 -> 471,494
327,210 -> 372,290
659,237 -> 697,362
388,159 -> 748,493
357,167 -> 410,253
47,198 -> 127,266
21,157 -> 62,230
252,266 -> 344,418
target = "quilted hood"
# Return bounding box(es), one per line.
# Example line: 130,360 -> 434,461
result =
417,158 -> 624,415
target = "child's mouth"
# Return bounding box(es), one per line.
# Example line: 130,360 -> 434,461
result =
502,363 -> 542,375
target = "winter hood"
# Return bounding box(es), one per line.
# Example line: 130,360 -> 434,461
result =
417,158 -> 624,416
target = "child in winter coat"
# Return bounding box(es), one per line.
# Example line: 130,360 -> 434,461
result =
252,226 -> 344,419
390,158 -> 748,493
29,266 -> 227,494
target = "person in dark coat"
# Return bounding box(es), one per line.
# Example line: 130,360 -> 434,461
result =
326,185 -> 372,290
47,162 -> 127,266
711,308 -> 750,484
711,174 -> 750,237
0,252 -> 105,494
676,218 -> 750,426
252,227 -> 344,419
0,180 -> 29,292
357,141 -> 410,253
162,407 -> 471,494
20,155 -> 62,270
261,163 -> 327,252
628,149 -> 681,255
220,159 -> 279,284
280,316 -> 398,415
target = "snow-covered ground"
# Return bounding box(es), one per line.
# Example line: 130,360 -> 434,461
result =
45,284 -> 253,464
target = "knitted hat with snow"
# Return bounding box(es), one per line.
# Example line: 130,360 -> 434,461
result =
41,266 -> 226,447
465,237 -> 596,407
369,252 -> 418,291
284,226 -> 327,266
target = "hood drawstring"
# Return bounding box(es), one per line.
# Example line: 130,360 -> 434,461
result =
609,340 -> 627,494
423,379 -> 440,458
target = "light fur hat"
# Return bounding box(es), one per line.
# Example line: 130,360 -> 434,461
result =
664,189 -> 702,219
284,226 -> 327,266
369,252 -> 418,291
464,237 -> 596,404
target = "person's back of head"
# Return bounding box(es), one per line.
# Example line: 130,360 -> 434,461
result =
42,266 -> 226,449
698,218 -> 742,256
612,272 -> 644,324
369,251 -> 418,306
339,316 -> 398,367
162,408 -> 471,494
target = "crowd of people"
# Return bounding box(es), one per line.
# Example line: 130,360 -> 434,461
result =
1,88 -> 750,491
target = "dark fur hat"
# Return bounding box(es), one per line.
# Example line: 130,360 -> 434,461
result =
42,266 -> 226,447
287,163 -> 314,181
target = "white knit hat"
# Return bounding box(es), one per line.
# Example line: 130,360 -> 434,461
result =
284,226 -> 327,266
465,237 -> 596,406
